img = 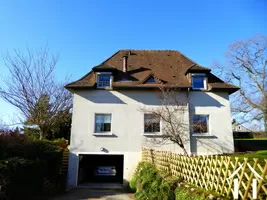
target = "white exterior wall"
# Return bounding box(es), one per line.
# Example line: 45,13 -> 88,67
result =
189,91 -> 234,155
68,90 -> 234,188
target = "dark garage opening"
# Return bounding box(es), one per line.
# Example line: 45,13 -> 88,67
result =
78,154 -> 124,185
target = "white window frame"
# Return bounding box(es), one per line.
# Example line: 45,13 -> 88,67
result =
93,113 -> 112,136
192,114 -> 210,136
191,73 -> 207,90
97,72 -> 112,88
143,113 -> 161,135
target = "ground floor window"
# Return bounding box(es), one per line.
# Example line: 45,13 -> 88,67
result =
193,115 -> 209,134
144,113 -> 160,133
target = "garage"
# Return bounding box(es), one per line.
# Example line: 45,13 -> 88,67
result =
77,154 -> 124,185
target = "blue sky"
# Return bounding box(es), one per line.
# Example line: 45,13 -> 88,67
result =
0,0 -> 266,125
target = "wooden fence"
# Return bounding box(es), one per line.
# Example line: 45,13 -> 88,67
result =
142,148 -> 267,200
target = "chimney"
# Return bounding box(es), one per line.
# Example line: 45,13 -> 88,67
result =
122,55 -> 128,72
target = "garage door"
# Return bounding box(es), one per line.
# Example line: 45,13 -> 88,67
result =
78,154 -> 124,185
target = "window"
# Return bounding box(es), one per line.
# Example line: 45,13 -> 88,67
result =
144,114 -> 160,133
95,114 -> 112,132
97,73 -> 111,88
144,76 -> 156,83
193,115 -> 209,134
192,74 -> 206,89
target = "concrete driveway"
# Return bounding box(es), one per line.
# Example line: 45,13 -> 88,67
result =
50,189 -> 135,200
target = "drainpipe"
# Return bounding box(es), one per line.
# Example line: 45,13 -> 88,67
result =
186,88 -> 192,155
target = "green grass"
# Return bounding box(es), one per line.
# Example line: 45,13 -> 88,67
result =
175,188 -> 205,200
230,150 -> 267,166
232,150 -> 267,159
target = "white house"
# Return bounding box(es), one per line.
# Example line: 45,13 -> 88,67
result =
232,119 -> 251,132
65,50 -> 239,188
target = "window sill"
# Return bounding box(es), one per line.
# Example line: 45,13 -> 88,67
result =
93,132 -> 113,136
96,87 -> 112,89
192,88 -> 207,91
143,132 -> 163,137
192,133 -> 215,137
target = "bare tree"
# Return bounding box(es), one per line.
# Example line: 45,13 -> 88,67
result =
215,35 -> 267,133
141,87 -> 191,155
0,46 -> 72,139
0,119 -> 7,133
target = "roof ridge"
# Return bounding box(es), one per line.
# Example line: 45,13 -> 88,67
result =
100,50 -> 121,65
119,49 -> 180,52
119,49 -> 197,66
175,50 -> 197,64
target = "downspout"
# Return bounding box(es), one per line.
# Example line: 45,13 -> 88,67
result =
186,88 -> 192,155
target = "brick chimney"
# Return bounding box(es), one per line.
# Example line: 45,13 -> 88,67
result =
122,55 -> 128,72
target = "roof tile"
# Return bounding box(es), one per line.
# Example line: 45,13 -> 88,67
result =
65,50 -> 239,94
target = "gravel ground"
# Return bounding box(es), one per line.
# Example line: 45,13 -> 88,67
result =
49,189 -> 135,200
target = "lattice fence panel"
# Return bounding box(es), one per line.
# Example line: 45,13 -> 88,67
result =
142,148 -> 267,200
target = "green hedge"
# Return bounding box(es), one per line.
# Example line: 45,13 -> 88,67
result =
0,132 -> 65,199
129,162 -> 180,200
234,139 -> 267,152
130,162 -> 226,200
0,157 -> 44,199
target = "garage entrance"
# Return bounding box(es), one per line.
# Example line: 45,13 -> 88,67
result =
78,154 -> 124,185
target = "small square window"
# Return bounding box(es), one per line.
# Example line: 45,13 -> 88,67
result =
192,74 -> 206,89
144,76 -> 156,83
144,114 -> 160,133
193,115 -> 209,134
95,114 -> 111,132
97,74 -> 111,88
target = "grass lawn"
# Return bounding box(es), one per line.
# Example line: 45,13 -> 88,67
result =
232,150 -> 267,159
231,150 -> 267,166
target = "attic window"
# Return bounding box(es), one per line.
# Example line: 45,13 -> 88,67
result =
97,72 -> 112,88
192,74 -> 206,90
144,76 -> 156,83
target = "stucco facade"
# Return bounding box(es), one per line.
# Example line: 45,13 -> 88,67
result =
189,91 -> 234,155
67,89 -> 234,188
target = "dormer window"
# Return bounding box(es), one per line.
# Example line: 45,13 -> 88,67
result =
97,72 -> 112,88
144,76 -> 156,83
192,74 -> 207,90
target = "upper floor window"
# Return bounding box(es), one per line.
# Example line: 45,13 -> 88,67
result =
193,115 -> 209,134
144,76 -> 156,83
192,74 -> 206,90
95,113 -> 112,133
97,72 -> 112,88
144,114 -> 160,133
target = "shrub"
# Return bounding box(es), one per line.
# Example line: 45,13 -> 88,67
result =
175,188 -> 205,200
129,162 -> 149,192
50,138 -> 68,150
0,157 -> 44,199
130,162 -> 177,200
0,133 -> 64,199
130,162 -> 220,200
0,132 -> 62,159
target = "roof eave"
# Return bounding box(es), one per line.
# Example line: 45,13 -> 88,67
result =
64,85 -> 95,92
92,67 -> 117,72
210,87 -> 240,95
113,85 -> 191,90
184,69 -> 211,75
